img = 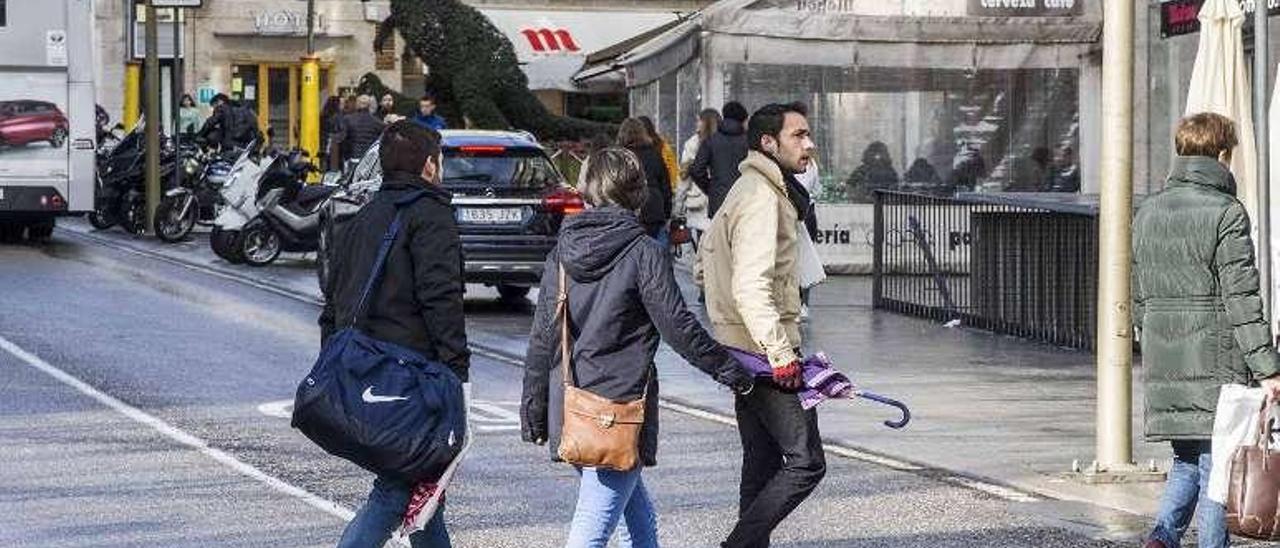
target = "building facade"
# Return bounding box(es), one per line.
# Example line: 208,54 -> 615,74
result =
94,0 -> 707,148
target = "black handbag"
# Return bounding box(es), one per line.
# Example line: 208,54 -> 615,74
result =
292,191 -> 466,483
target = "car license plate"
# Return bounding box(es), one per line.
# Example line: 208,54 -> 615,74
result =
458,207 -> 523,224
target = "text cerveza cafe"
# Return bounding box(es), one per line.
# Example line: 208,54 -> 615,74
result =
1161,0 -> 1280,38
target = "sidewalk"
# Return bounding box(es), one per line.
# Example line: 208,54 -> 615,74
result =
59,218 -> 1168,525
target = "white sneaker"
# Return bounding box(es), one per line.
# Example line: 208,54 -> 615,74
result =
800,304 -> 810,321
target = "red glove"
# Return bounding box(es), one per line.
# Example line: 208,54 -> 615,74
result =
772,360 -> 804,391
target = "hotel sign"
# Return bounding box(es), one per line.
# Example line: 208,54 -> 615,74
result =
1160,0 -> 1280,38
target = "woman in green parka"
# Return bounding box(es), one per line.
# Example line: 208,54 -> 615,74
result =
1133,112 -> 1280,548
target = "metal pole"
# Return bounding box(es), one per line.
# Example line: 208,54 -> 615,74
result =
144,0 -> 161,234
1095,0 -> 1136,470
300,0 -> 320,179
172,8 -> 182,192
123,61 -> 141,131
306,0 -> 315,55
1256,0 -> 1272,322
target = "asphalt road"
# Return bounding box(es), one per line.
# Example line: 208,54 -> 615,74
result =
0,233 -> 1136,547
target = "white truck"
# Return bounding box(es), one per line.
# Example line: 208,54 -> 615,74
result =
0,0 -> 96,239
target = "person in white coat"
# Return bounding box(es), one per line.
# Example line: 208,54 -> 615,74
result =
675,109 -> 721,241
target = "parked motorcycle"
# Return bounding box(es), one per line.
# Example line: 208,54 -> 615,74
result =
208,143 -> 267,263
89,122 -> 150,233
153,143 -> 238,243
237,150 -> 329,267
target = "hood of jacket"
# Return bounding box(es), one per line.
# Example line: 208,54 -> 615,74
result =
719,118 -> 745,137
558,206 -> 646,283
1166,155 -> 1236,196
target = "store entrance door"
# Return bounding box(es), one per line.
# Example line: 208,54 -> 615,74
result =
230,63 -> 332,150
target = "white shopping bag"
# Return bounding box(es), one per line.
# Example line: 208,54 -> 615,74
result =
1208,384 -> 1267,504
396,383 -> 474,539
796,222 -> 826,289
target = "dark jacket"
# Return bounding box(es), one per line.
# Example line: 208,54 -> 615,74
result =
334,111 -> 385,164
688,118 -> 748,219
412,113 -> 447,131
785,173 -> 818,241
198,102 -> 261,151
319,176 -> 470,382
1132,156 -> 1279,440
519,207 -> 753,466
630,145 -> 672,231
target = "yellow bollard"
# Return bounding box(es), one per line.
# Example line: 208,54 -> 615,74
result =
123,61 -> 141,131
299,55 -> 320,183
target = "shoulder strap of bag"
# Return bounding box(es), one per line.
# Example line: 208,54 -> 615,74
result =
557,256 -> 653,400
350,190 -> 428,328
559,263 -> 575,388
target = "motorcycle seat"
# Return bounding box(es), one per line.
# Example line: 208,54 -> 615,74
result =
284,185 -> 338,216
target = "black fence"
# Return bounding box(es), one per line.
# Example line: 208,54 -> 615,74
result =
872,191 -> 1099,350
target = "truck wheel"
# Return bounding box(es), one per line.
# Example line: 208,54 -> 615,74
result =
27,218 -> 54,241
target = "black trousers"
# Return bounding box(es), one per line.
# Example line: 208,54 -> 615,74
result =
724,383 -> 826,548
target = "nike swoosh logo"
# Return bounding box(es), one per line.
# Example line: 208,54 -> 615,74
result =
362,386 -> 409,404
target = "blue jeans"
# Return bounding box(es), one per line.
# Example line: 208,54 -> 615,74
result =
338,476 -> 450,548
1149,440 -> 1228,548
566,466 -> 659,548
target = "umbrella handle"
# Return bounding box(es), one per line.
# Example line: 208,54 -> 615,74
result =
855,391 -> 911,429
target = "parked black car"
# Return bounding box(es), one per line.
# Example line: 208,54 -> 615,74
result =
319,130 -> 580,302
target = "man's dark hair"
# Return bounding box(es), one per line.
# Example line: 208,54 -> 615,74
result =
420,93 -> 436,103
723,101 -> 749,123
748,102 -> 807,153
380,120 -> 441,179
211,93 -> 230,106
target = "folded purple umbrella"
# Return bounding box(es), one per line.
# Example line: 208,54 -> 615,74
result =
726,347 -> 911,429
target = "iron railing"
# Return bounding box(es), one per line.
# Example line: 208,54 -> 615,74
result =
873,191 -> 1098,349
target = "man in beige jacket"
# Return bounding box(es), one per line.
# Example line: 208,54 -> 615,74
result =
701,103 -> 824,548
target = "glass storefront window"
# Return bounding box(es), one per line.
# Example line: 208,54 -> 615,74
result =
722,63 -> 1080,203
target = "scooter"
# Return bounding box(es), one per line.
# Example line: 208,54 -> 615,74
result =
237,150 -> 331,267
208,143 -> 267,263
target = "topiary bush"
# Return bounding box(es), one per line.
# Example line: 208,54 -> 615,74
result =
373,0 -> 617,142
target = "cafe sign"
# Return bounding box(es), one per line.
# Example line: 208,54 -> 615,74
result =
1160,0 -> 1280,38
968,0 -> 1083,17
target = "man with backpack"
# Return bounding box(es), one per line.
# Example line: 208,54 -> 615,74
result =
318,120 -> 470,547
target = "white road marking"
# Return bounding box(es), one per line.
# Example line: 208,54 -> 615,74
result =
257,399 -> 294,420
0,334 -> 357,523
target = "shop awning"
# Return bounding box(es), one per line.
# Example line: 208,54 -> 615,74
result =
613,0 -> 1104,86
479,8 -> 682,92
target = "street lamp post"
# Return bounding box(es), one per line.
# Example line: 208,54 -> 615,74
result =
1256,0 -> 1272,323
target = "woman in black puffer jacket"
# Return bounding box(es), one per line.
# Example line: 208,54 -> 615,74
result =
520,147 -> 753,548
617,118 -> 672,241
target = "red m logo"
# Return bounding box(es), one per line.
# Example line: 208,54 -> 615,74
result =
520,28 -> 581,53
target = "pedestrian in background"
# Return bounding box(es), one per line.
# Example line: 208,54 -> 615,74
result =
177,94 -> 203,136
639,116 -> 680,195
701,103 -> 825,547
332,95 -> 385,170
1133,112 -> 1280,548
321,121 -> 470,548
617,118 -> 672,243
320,96 -> 343,171
520,147 -> 754,548
675,108 -> 719,248
412,93 -> 447,131
689,101 -> 750,219
378,93 -> 397,121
